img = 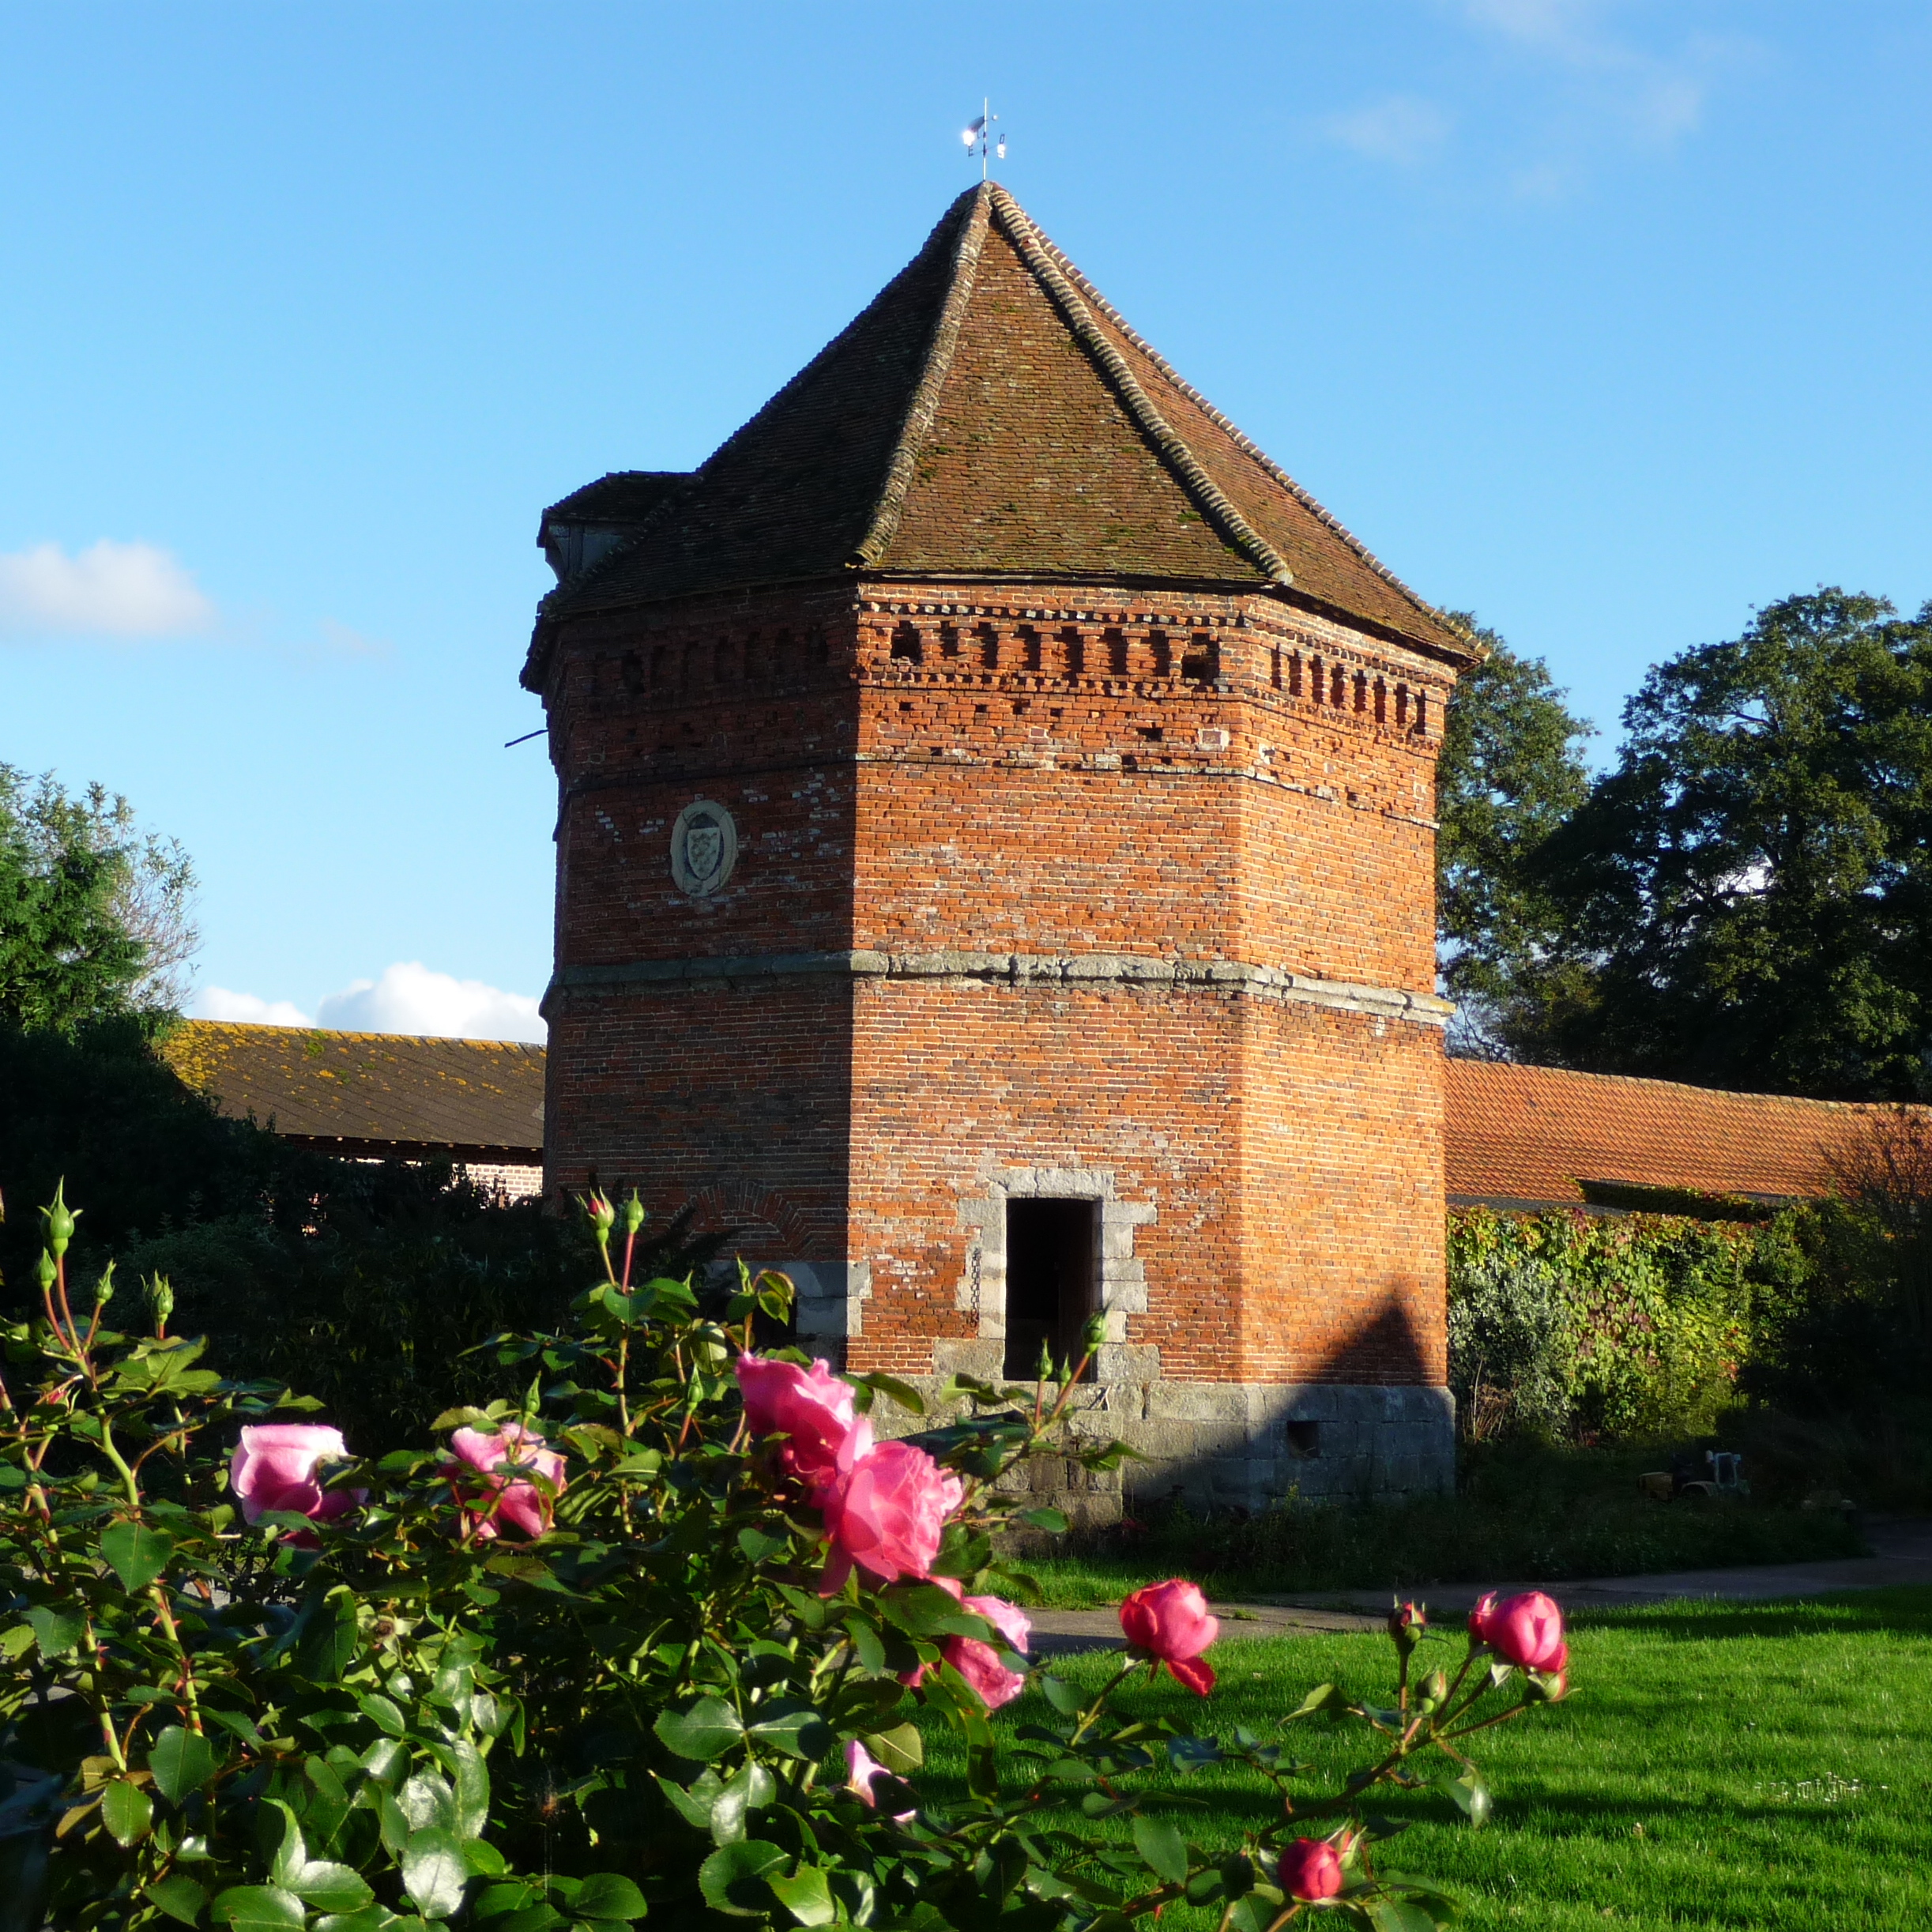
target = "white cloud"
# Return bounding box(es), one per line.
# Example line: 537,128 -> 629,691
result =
316,962 -> 546,1044
0,540 -> 216,638
194,986 -> 315,1028
1320,95 -> 1456,167
1461,0 -> 1712,153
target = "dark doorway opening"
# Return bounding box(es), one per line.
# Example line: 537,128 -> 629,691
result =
1003,1198 -> 1098,1380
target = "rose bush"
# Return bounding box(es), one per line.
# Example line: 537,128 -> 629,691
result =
3,1181 -> 1573,1932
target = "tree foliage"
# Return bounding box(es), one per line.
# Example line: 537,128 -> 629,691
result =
1434,618 -> 1594,1059
1530,590 -> 1932,1098
0,767 -> 198,1033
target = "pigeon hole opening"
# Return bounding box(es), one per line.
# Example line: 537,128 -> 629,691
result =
1002,1197 -> 1099,1381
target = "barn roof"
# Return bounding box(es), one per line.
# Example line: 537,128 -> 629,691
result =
159,1020 -> 545,1162
525,183 -> 1469,687
1445,1059 -> 1905,1211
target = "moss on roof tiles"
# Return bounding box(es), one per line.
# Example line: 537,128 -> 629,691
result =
158,1021 -> 545,1154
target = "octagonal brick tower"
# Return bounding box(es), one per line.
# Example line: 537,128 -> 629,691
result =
522,183 -> 1481,1509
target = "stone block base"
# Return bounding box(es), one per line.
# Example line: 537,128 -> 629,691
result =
880,1371 -> 1455,1523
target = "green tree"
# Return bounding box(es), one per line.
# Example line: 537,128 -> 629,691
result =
1534,589 -> 1932,1098
1436,616 -> 1595,1057
0,766 -> 198,1031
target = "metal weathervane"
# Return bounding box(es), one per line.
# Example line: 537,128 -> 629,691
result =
962,99 -> 1005,179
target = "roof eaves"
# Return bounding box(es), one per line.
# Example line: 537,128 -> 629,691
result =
988,186 -> 1286,592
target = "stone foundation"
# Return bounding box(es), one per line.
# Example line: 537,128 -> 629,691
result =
876,1352 -> 1454,1521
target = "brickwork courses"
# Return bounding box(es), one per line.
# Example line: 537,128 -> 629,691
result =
528,181 -> 1480,1509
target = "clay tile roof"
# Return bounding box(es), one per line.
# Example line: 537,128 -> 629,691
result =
160,1020 -> 545,1161
540,470 -> 689,532
1445,1060 -> 1907,1209
526,183 -> 1469,686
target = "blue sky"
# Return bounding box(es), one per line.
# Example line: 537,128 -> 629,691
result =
3,2 -> 1929,1039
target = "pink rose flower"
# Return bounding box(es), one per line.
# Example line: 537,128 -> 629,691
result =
736,1354 -> 857,1497
1120,1579 -> 1220,1695
230,1425 -> 363,1532
1470,1589 -> 1567,1673
1279,1838 -> 1344,1902
819,1421 -> 963,1592
948,1591 -> 1031,1710
844,1738 -> 913,1821
448,1424 -> 567,1541
903,1576 -> 1032,1709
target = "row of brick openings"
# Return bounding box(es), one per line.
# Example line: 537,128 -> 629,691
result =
591,610 -> 1432,738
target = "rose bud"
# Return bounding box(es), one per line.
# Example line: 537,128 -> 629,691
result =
1387,1599 -> 1426,1651
1120,1580 -> 1220,1695
1480,1591 -> 1568,1674
1278,1838 -> 1343,1902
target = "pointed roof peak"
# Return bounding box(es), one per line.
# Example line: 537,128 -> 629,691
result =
533,184 -> 1470,668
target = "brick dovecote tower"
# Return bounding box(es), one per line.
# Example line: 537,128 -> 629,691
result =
523,183 -> 1481,1508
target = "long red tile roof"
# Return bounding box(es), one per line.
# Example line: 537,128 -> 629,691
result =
1445,1058 -> 1904,1207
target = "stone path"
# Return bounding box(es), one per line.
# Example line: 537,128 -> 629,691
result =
1026,1517 -> 1932,1655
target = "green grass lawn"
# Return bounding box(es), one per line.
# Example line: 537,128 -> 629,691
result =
1025,1445 -> 1866,1607
926,1590 -> 1932,1930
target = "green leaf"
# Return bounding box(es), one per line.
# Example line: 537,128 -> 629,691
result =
450,1738 -> 490,1840
26,1603 -> 85,1658
1225,1898 -> 1278,1932
746,1700 -> 834,1761
267,1801 -> 309,1890
767,1866 -> 837,1927
1131,1813 -> 1189,1885
1286,1682 -> 1346,1722
655,1697 -> 744,1761
101,1520 -> 175,1592
462,1837 -> 509,1877
403,1825 -> 471,1919
212,1886 -> 307,1930
399,1770 -> 458,1835
653,1769 -> 721,1831
699,1840 -> 789,1917
101,1777 -> 153,1847
859,1723 -> 923,1775
574,1874 -> 647,1922
356,1693 -> 407,1737
1444,1770 -> 1492,1828
847,1372 -> 924,1416
1366,1902 -> 1445,1932
149,1725 -> 217,1805
314,1911 -> 398,1932
291,1864 -> 375,1912
145,1874 -> 209,1926
737,1527 -> 790,1563
296,1591 -> 361,1682
1038,1674 -> 1081,1716
1018,1507 -> 1069,1534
